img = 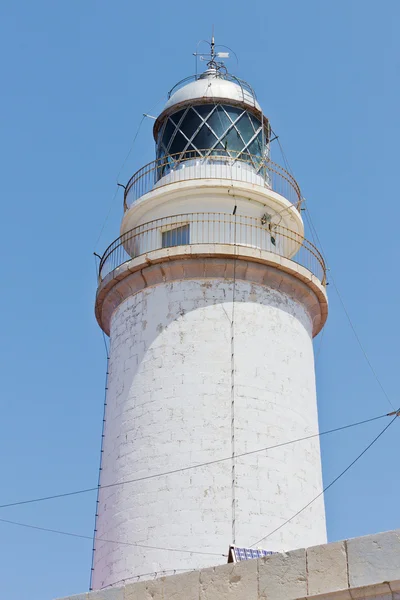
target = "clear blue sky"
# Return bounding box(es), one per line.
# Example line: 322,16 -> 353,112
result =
0,1 -> 399,598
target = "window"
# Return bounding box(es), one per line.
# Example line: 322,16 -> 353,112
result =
162,224 -> 190,248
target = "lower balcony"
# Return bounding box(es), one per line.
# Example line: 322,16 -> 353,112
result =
98,213 -> 326,285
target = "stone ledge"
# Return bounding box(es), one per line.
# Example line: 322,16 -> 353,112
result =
95,245 -> 328,337
57,529 -> 400,600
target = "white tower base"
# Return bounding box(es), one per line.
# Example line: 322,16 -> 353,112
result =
92,248 -> 327,589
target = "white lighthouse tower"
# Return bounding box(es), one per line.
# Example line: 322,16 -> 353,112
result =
92,42 -> 328,590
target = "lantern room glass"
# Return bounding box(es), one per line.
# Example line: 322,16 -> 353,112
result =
156,104 -> 267,169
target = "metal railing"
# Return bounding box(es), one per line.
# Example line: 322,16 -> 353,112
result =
167,73 -> 257,101
98,213 -> 326,285
123,150 -> 302,210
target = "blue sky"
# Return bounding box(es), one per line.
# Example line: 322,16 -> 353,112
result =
0,1 -> 399,598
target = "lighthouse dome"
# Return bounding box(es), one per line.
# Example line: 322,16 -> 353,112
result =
153,67 -> 269,164
162,68 -> 262,114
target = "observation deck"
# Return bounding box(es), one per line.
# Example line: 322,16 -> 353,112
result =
96,152 -> 327,337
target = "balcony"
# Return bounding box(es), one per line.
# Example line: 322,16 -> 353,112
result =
98,213 -> 326,285
123,151 -> 302,211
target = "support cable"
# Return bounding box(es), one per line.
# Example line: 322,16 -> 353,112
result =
94,94 -> 166,252
206,89 -> 239,544
273,134 -> 395,412
0,413 -> 397,559
0,412 -> 394,510
93,113 -> 146,250
314,324 -> 326,366
89,331 -> 110,590
101,569 -> 197,590
231,204 -> 238,545
303,200 -> 395,412
0,516 -> 226,558
250,411 -> 399,548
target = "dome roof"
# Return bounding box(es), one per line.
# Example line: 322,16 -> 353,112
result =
162,70 -> 261,114
153,70 -> 263,141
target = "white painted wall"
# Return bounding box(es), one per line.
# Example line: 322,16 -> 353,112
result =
92,278 -> 326,590
121,180 -> 303,237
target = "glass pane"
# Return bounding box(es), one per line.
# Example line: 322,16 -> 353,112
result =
157,146 -> 165,160
249,113 -> 262,134
179,108 -> 202,140
207,106 -> 231,137
168,130 -> 187,155
161,119 -> 176,153
223,105 -> 243,123
192,123 -> 218,151
169,109 -> 186,126
193,104 -> 216,118
247,133 -> 263,156
162,224 -> 190,248
209,143 -> 229,156
236,114 -> 256,144
157,125 -> 164,145
221,126 -> 244,153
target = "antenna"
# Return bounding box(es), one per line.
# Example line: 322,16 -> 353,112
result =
211,26 -> 215,62
193,30 -> 231,78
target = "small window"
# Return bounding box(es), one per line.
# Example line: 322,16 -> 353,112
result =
162,224 -> 190,248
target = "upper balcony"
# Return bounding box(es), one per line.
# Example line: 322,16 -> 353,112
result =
123,150 -> 302,212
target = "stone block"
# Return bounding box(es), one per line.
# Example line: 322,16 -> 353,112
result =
349,582 -> 392,600
57,595 -> 88,600
389,580 -> 400,592
307,541 -> 348,596
88,588 -> 124,600
199,559 -> 257,600
124,578 -> 163,600
258,548 -> 307,600
163,570 -> 199,600
347,530 -> 400,588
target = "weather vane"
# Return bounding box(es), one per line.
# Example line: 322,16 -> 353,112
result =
193,29 -> 232,77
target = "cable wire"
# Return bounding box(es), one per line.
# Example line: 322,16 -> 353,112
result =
314,324 -> 326,365
272,134 -> 395,412
0,516 -> 226,558
93,92 -> 166,251
303,199 -> 395,412
101,569 -> 196,589
89,338 -> 110,590
230,205 -> 238,545
94,111 -> 147,251
2,414 -> 396,565
250,411 -> 399,548
0,412 -> 392,511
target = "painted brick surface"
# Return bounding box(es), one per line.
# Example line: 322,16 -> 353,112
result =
91,278 -> 326,589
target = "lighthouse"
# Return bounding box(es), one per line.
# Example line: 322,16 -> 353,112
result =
92,41 -> 328,590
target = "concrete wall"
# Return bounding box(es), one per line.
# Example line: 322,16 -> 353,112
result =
91,277 -> 326,589
59,529 -> 400,600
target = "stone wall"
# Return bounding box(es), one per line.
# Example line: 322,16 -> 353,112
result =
59,529 -> 400,600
